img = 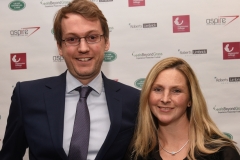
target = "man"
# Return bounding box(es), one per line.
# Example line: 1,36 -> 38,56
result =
0,0 -> 140,159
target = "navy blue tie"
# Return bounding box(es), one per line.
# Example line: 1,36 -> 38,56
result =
68,86 -> 92,160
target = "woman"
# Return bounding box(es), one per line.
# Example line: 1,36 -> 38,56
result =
125,57 -> 240,160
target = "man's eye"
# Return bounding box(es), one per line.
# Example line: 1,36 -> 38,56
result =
88,35 -> 97,40
66,38 -> 77,42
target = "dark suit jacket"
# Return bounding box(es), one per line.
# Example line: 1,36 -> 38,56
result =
0,72 -> 140,160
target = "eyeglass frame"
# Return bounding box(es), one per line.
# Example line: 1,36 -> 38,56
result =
62,34 -> 104,46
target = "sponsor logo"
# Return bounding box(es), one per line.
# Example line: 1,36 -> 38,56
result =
213,105 -> 240,113
229,77 -> 240,82
53,56 -> 64,62
223,42 -> 240,60
104,51 -> 117,62
178,49 -> 207,56
214,77 -> 228,83
143,23 -> 157,28
51,28 -> 54,34
9,0 -> 26,11
223,132 -> 233,140
134,78 -> 145,89
173,15 -> 190,33
206,15 -> 239,26
129,23 -> 157,29
10,27 -> 40,37
129,0 -> 145,7
90,0 -> 113,3
214,77 -> 240,84
99,0 -> 113,1
40,0 -> 70,7
192,49 -> 207,54
109,27 -> 114,32
10,53 -> 27,70
132,51 -> 162,59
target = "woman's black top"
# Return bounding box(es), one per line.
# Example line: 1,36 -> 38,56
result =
124,146 -> 240,160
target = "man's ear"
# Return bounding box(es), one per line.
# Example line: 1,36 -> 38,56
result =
57,43 -> 63,56
105,39 -> 110,51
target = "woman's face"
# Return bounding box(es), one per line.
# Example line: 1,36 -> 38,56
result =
149,68 -> 191,125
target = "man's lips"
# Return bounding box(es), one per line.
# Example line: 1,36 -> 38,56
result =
76,58 -> 91,61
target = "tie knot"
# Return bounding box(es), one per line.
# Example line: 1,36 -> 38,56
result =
76,86 -> 92,98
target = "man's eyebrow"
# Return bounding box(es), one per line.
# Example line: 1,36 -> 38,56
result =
64,30 -> 102,36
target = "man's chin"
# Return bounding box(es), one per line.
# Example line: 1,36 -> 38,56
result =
75,71 -> 99,80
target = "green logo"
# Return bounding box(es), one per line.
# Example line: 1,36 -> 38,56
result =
134,78 -> 145,89
51,28 -> 54,34
223,132 -> 233,140
9,0 -> 26,11
104,51 -> 117,62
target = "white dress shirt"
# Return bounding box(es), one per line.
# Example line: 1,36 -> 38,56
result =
63,71 -> 111,160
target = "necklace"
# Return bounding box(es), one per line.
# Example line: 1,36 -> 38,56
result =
160,140 -> 189,155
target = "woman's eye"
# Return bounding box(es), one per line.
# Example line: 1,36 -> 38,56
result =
173,89 -> 181,93
153,88 -> 162,92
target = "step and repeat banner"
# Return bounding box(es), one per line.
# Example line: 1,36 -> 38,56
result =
0,0 -> 240,158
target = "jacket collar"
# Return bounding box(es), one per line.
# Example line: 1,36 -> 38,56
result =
95,73 -> 123,159
44,71 -> 68,159
44,71 -> 124,160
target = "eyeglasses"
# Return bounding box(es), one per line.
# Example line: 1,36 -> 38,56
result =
62,34 -> 104,46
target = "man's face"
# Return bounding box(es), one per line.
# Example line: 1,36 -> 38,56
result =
58,13 -> 110,84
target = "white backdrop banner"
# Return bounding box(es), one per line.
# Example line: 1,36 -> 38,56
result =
0,0 -> 240,159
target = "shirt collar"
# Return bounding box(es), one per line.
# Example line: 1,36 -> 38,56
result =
66,70 -> 103,95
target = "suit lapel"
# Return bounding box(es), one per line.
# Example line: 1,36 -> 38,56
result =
43,72 -> 123,159
44,72 -> 68,159
95,73 -> 122,160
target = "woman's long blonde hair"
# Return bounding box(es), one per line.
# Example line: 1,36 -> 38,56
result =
131,57 -> 238,159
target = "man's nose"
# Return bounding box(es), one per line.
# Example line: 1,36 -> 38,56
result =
77,38 -> 89,53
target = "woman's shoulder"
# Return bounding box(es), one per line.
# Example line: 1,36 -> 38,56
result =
195,146 -> 240,160
218,146 -> 240,159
